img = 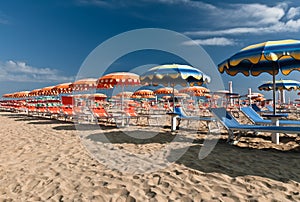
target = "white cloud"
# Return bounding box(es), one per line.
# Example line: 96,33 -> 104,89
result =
76,1 -> 300,37
183,37 -> 236,46
183,3 -> 300,37
0,60 -> 74,82
287,7 -> 300,19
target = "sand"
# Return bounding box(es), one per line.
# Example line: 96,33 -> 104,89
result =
0,111 -> 300,201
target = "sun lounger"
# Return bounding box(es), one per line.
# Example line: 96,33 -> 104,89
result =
60,105 -> 75,121
47,106 -> 61,118
241,107 -> 300,126
124,106 -> 161,126
90,106 -> 116,125
210,107 -> 300,144
174,106 -> 215,127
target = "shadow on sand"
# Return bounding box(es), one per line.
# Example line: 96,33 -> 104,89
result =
168,141 -> 300,183
85,129 -> 192,144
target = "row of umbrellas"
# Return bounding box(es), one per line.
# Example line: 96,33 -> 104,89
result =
3,64 -> 211,103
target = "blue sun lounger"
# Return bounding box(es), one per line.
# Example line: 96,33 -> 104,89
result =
241,107 -> 300,126
173,106 -> 215,130
174,106 -> 214,122
210,107 -> 300,144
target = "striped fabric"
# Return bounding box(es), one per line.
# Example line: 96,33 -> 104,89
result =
218,39 -> 300,76
258,79 -> 300,91
140,64 -> 211,87
97,72 -> 140,87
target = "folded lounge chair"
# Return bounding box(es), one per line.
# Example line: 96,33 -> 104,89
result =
241,107 -> 300,126
210,107 -> 300,144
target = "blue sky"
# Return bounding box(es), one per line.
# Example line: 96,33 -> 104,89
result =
1,0 -> 300,100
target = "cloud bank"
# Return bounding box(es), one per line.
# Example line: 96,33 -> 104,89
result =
183,37 -> 236,46
0,60 -> 74,82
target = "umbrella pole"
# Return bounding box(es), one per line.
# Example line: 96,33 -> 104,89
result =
272,71 -> 276,115
171,84 -> 177,132
172,84 -> 175,112
121,84 -> 125,127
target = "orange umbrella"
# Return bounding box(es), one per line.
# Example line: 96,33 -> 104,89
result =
179,86 -> 210,96
132,89 -> 155,98
9,91 -> 30,98
194,92 -> 212,98
254,97 -> 266,102
89,93 -> 107,101
29,88 -> 42,97
17,91 -> 30,98
115,91 -> 133,98
174,93 -> 190,99
38,86 -> 56,96
154,87 -> 178,95
97,72 -> 140,87
248,92 -> 264,99
2,93 -> 14,98
98,72 -> 140,117
53,82 -> 73,94
72,78 -> 97,91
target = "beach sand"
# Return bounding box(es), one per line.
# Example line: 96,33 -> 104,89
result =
0,111 -> 300,201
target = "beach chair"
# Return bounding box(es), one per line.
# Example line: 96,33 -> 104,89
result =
90,106 -> 116,125
241,107 -> 300,126
210,107 -> 300,144
251,104 -> 270,113
174,106 -> 215,129
124,106 -> 161,126
60,105 -> 75,121
47,106 -> 61,118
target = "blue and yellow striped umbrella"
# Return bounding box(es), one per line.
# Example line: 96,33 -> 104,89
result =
140,64 -> 211,87
258,79 -> 300,91
218,39 -> 300,76
218,39 -> 300,114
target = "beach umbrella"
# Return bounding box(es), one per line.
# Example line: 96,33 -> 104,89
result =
13,91 -> 30,98
141,64 -> 210,87
140,64 -> 210,110
115,91 -> 134,98
72,78 -> 97,91
140,64 -> 210,131
53,82 -> 73,94
89,93 -> 107,100
29,88 -> 42,97
154,87 -> 178,95
97,72 -> 140,87
247,92 -> 264,98
218,39 -> 300,114
131,89 -> 155,99
179,86 -> 210,96
2,93 -> 14,98
97,72 -> 140,112
38,86 -> 57,96
258,79 -> 300,104
258,79 -> 300,91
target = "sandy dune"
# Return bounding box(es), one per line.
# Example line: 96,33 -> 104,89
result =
0,111 -> 300,201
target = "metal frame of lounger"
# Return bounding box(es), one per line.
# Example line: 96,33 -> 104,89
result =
210,107 -> 300,144
241,107 -> 300,126
124,107 -> 162,126
174,106 -> 216,129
